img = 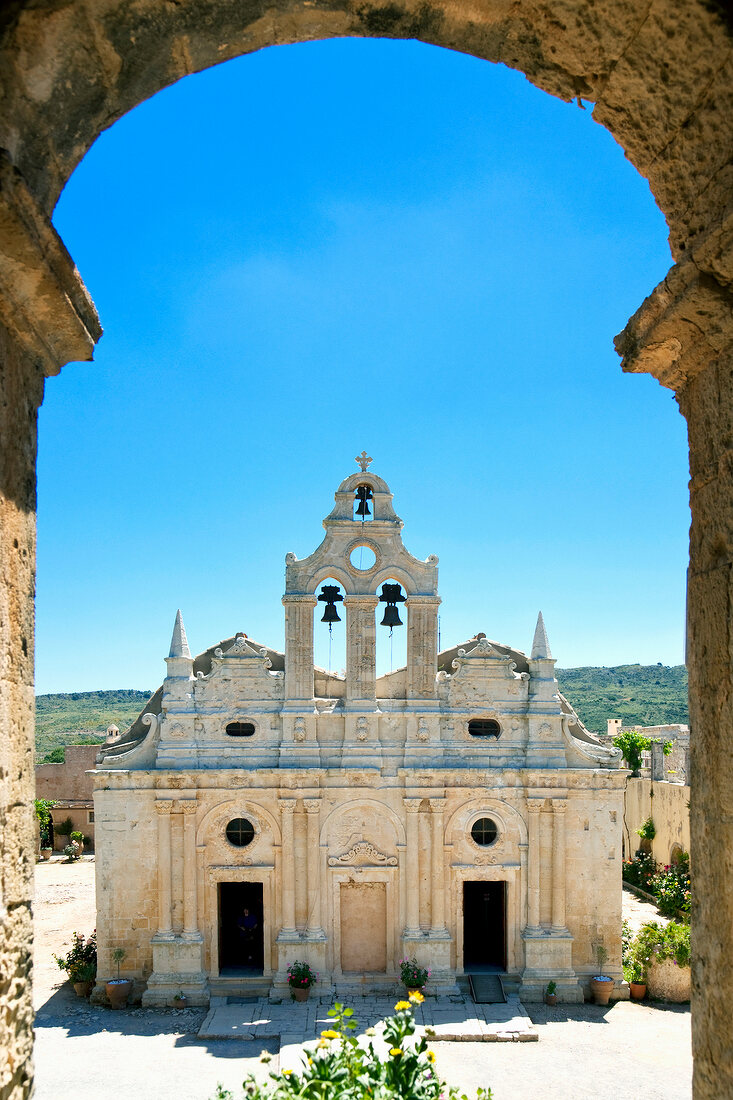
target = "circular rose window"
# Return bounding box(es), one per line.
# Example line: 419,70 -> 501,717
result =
225,818 -> 255,847
471,818 -> 498,846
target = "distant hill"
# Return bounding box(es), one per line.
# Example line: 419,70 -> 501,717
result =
35,689 -> 152,763
556,665 -> 688,735
35,667 -> 688,760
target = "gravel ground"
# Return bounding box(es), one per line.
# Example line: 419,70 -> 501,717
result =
32,861 -> 691,1100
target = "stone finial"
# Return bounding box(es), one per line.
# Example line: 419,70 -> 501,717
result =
168,609 -> 191,659
531,611 -> 552,660
355,450 -> 373,472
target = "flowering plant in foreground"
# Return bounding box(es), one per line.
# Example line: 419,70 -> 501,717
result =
53,930 -> 97,984
212,998 -> 492,1100
286,961 -> 318,989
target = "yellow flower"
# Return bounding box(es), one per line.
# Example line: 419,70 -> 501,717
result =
317,1039 -> 328,1049
408,990 -> 424,1004
282,1070 -> 292,1076
389,1048 -> 402,1057
307,1058 -> 313,1066
394,1000 -> 411,1011
427,1050 -> 436,1064
320,1029 -> 339,1040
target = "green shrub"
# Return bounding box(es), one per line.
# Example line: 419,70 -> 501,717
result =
648,857 -> 691,917
54,930 -> 97,983
631,920 -> 690,974
623,852 -> 657,889
212,1000 -> 491,1100
55,816 -> 74,837
34,798 -> 55,846
637,817 -> 656,840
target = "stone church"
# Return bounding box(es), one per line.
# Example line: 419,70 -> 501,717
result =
93,457 -> 624,1005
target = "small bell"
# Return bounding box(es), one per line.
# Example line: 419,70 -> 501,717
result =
318,584 -> 343,625
355,484 -> 372,518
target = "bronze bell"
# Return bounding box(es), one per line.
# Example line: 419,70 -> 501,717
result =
318,584 -> 343,624
355,484 -> 372,517
380,604 -> 403,628
379,583 -> 405,629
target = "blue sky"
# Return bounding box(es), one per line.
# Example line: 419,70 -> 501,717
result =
38,38 -> 687,693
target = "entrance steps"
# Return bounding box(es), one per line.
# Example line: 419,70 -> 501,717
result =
468,973 -> 506,1004
209,976 -> 271,999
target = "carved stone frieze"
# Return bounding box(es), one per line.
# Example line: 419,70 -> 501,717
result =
328,841 -> 397,867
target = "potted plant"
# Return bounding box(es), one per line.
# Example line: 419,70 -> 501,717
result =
70,830 -> 85,858
287,960 -> 318,1002
106,947 -> 133,1009
625,958 -> 647,1001
399,957 -> 430,995
53,930 -> 97,996
590,944 -> 613,1005
545,980 -> 557,1006
172,990 -> 188,1009
35,798 -> 55,860
633,920 -> 691,1002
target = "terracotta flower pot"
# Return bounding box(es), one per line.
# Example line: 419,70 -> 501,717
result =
73,980 -> 94,998
39,848 -> 52,862
173,996 -> 188,1009
629,982 -> 647,1001
105,978 -> 132,1009
291,986 -> 309,1002
545,993 -> 557,1006
590,976 -> 614,1005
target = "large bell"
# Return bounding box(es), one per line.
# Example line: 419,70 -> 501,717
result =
318,584 -> 343,624
355,484 -> 372,518
321,602 -> 341,624
380,604 -> 403,628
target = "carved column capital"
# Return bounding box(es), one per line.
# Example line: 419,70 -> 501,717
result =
282,594 -> 318,607
343,594 -> 380,608
551,798 -> 568,815
303,798 -> 321,815
527,799 -> 544,815
178,799 -> 198,816
279,798 -> 297,815
428,798 -> 446,814
155,800 -> 174,815
404,595 -> 441,607
404,797 -> 423,813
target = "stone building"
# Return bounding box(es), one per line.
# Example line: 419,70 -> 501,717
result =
93,459 -> 624,1005
35,744 -> 98,851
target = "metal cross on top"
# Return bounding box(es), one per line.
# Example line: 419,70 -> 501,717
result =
355,450 -> 373,472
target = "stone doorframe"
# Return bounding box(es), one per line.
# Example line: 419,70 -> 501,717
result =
205,864 -> 276,978
450,864 -> 522,975
327,868 -> 398,982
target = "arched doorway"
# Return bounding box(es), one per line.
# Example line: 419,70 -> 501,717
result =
2,4 -> 732,1097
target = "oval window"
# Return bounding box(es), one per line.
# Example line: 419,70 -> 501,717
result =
226,721 -> 255,737
471,818 -> 498,847
226,818 -> 255,847
468,719 -> 501,738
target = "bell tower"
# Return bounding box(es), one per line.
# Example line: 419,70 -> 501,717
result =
282,455 -> 440,718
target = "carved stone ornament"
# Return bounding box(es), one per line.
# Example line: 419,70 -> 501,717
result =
166,722 -> 185,739
328,841 -> 397,867
474,853 -> 498,865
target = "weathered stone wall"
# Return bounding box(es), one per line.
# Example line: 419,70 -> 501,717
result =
0,2 -> 732,1096
0,319 -> 43,1100
624,778 -> 691,867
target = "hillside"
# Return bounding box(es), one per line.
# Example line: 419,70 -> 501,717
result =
35,666 -> 688,759
35,689 -> 152,762
556,664 -> 688,735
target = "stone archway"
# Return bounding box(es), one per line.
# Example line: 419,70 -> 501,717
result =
1,4 -> 731,1097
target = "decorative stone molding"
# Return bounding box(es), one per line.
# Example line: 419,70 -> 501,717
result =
328,841 -> 397,867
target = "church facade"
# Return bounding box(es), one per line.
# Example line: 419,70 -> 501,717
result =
93,458 -> 625,1005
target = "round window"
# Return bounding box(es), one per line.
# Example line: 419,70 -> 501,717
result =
471,818 -> 498,847
226,818 -> 255,847
349,544 -> 377,571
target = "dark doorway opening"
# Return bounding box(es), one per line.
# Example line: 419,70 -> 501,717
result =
463,881 -> 506,971
218,882 -> 264,974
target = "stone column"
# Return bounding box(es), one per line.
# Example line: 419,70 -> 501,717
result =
279,799 -> 297,935
181,799 -> 199,937
429,798 -> 446,933
526,800 -> 543,932
406,596 -> 441,698
282,595 -> 317,702
551,798 -> 567,932
650,741 -> 665,781
344,595 -> 379,705
404,798 -> 422,935
304,799 -> 323,937
155,801 -> 174,936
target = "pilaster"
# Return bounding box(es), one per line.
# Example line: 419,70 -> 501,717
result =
405,596 -> 440,699
283,595 -> 317,703
344,595 -> 379,707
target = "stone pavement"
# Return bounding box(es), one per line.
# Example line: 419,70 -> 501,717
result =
198,993 -> 537,1056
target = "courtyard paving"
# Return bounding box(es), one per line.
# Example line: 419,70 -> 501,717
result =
32,859 -> 692,1100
